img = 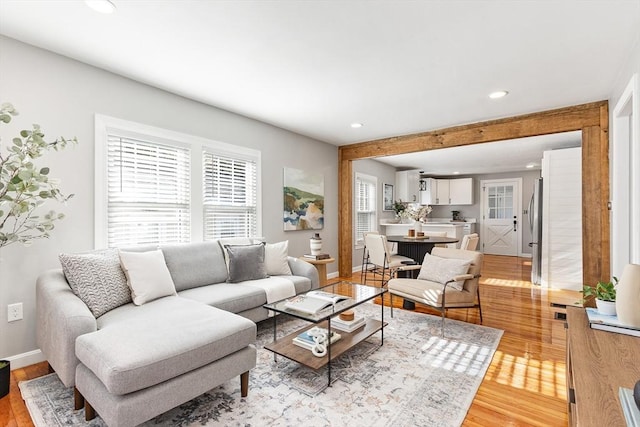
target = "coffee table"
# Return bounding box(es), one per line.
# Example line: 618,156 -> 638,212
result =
263,281 -> 387,387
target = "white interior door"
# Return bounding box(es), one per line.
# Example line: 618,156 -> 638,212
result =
481,179 -> 521,256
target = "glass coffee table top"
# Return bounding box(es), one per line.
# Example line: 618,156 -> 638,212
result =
264,281 -> 385,323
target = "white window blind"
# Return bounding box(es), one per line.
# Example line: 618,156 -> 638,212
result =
107,135 -> 191,247
203,151 -> 257,240
355,174 -> 377,245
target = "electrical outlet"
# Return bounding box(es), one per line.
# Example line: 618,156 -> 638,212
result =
8,303 -> 23,322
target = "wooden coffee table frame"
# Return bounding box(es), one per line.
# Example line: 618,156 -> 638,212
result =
263,282 -> 387,387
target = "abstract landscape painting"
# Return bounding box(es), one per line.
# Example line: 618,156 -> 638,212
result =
283,167 -> 324,230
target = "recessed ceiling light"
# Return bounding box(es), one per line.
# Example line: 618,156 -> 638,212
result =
350,123 -> 363,128
526,163 -> 535,169
489,90 -> 509,99
453,171 -> 460,175
85,0 -> 116,14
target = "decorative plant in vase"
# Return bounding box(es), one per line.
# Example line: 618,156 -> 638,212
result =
0,102 -> 76,249
393,200 -> 407,222
581,277 -> 618,316
0,102 -> 76,397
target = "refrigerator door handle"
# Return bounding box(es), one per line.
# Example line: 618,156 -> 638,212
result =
528,192 -> 534,233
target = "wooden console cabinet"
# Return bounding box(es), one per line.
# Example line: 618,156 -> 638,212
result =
566,307 -> 640,426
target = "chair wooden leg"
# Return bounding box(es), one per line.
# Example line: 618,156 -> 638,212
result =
477,287 -> 483,324
85,400 -> 96,421
73,387 -> 84,411
240,371 -> 249,397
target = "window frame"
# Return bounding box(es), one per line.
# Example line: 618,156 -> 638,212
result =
354,172 -> 378,248
94,114 -> 262,249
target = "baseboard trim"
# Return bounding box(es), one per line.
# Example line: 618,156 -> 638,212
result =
5,349 -> 45,370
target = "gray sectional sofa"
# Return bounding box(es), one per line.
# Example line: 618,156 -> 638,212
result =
36,239 -> 319,427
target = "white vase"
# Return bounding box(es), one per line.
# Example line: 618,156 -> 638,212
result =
616,263 -> 640,327
595,299 -> 617,316
310,233 -> 322,255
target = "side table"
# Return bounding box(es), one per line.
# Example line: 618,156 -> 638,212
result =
299,257 -> 335,287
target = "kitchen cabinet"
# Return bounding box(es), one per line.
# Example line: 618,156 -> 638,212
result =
419,178 -> 437,205
419,177 -> 473,205
395,170 -> 420,203
449,178 -> 473,205
435,179 -> 450,205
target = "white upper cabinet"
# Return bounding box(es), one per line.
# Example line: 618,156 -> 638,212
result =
419,177 -> 473,205
395,170 -> 420,203
449,178 -> 474,205
435,179 -> 450,205
420,178 -> 437,205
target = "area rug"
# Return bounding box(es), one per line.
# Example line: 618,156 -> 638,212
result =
20,303 -> 502,427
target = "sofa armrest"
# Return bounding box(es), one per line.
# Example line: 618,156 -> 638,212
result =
36,269 -> 97,387
287,256 -> 319,290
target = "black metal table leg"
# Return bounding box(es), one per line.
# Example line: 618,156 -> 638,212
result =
327,317 -> 332,387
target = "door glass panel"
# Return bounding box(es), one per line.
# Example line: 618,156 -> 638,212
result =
488,184 -> 514,220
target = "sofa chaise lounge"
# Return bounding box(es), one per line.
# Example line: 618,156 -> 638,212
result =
36,239 -> 319,426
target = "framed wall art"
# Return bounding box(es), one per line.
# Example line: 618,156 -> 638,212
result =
383,183 -> 394,211
283,167 -> 324,230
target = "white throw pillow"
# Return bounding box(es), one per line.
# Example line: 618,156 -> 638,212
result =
264,241 -> 292,276
417,253 -> 472,291
119,249 -> 177,305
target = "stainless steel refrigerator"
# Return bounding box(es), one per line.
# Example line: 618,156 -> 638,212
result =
528,178 -> 543,285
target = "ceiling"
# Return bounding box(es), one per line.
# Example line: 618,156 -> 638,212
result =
1,1 -> 638,172
375,130 -> 582,175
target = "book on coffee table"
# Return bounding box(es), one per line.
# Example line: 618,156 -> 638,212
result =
292,329 -> 341,350
331,316 -> 366,333
284,291 -> 349,314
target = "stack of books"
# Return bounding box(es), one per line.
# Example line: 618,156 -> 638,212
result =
585,307 -> 640,337
292,328 -> 341,350
331,315 -> 366,333
303,253 -> 331,260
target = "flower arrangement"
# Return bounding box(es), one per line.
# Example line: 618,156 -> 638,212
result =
405,204 -> 433,223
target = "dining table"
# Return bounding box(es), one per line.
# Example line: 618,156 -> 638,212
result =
386,235 -> 459,264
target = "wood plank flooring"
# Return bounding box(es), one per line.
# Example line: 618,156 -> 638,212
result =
3,254 -> 571,426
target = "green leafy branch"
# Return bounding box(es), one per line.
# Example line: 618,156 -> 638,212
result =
0,103 -> 76,248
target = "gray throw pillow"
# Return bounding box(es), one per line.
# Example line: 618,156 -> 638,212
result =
225,243 -> 268,283
59,249 -> 132,317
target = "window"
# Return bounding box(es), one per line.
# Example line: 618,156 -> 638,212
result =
95,115 -> 261,248
203,151 -> 257,240
106,135 -> 191,247
355,173 -> 377,246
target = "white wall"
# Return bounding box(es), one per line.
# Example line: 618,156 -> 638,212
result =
609,29 -> 640,278
0,36 -> 338,362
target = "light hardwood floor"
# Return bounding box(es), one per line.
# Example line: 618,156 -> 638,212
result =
3,254 -> 571,426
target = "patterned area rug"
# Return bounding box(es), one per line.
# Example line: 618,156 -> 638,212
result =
20,303 -> 502,427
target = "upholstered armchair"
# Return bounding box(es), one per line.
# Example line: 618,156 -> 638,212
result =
388,247 -> 483,336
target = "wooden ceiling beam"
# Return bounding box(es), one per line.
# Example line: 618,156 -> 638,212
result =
340,101 -> 605,161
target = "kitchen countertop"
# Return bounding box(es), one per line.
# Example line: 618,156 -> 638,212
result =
380,222 -> 464,227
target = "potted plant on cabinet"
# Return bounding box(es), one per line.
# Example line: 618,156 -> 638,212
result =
582,277 -> 619,316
